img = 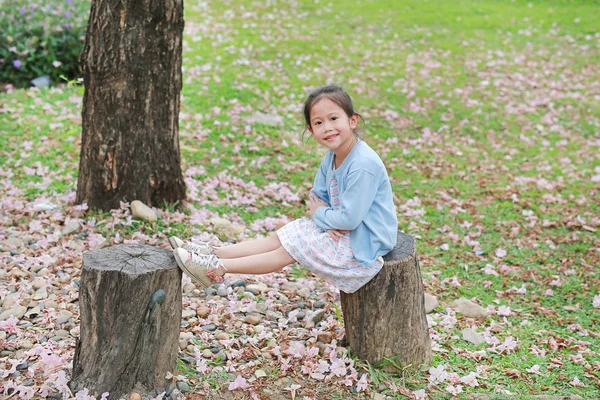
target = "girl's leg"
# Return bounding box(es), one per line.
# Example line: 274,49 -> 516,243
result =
221,246 -> 295,275
214,233 -> 281,259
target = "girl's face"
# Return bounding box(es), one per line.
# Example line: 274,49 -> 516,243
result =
308,98 -> 358,154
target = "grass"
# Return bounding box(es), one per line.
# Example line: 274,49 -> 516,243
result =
1,0 -> 599,398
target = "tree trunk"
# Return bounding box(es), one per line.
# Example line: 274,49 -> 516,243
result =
76,0 -> 186,211
69,245 -> 182,398
340,231 -> 431,371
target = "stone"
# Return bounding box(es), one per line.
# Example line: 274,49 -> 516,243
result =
201,324 -> 217,332
33,288 -> 48,300
31,278 -> 47,289
130,200 -> 157,222
373,393 -> 386,400
255,369 -> 267,378
129,393 -> 142,400
0,306 -> 27,321
313,300 -> 326,309
19,340 -> 34,350
25,306 -> 41,318
246,283 -> 268,294
169,389 -> 182,400
209,217 -> 244,236
55,329 -> 69,337
197,307 -> 210,318
2,238 -> 23,251
255,303 -> 268,314
183,283 -> 196,293
254,324 -> 265,334
56,310 -> 73,324
215,332 -> 229,340
297,288 -> 311,299
232,279 -> 246,288
462,328 -> 485,345
202,349 -> 213,358
2,293 -> 18,310
44,300 -> 58,310
450,298 -> 489,318
37,268 -> 50,277
424,293 -> 438,313
176,381 -> 190,393
61,221 -> 80,236
245,314 -> 261,325
317,332 -> 332,343
281,282 -> 300,292
217,286 -> 228,297
182,309 -> 196,319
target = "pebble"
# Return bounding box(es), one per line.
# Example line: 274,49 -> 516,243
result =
2,293 -> 18,310
215,332 -> 229,340
169,388 -> 182,400
255,369 -> 267,378
56,310 -> 73,324
281,282 -> 300,292
202,349 -> 213,358
254,324 -> 265,334
181,309 -> 196,319
450,298 -> 489,318
176,381 -> 190,393
245,314 -> 261,325
313,300 -> 326,309
297,288 -> 311,299
424,293 -> 438,313
56,330 -> 72,338
232,279 -> 246,288
201,324 -> 217,332
255,303 -> 268,314
37,268 -> 50,277
31,278 -> 47,289
131,200 -> 157,222
217,286 -> 228,297
196,307 -> 210,318
129,393 -> 142,400
44,300 -> 58,310
61,221 -> 80,236
205,287 -> 216,297
0,306 -> 27,321
19,340 -> 34,350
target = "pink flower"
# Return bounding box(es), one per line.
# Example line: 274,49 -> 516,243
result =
228,375 -> 249,391
428,364 -> 449,383
0,315 -> 20,334
495,248 -> 507,258
497,306 -> 512,316
356,374 -> 368,392
593,295 -> 600,308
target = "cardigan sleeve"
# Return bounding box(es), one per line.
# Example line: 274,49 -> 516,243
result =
312,169 -> 378,231
310,157 -> 330,206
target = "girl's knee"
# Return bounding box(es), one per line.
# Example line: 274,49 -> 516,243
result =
269,232 -> 282,244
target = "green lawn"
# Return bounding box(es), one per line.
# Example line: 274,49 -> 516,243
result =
1,0 -> 598,398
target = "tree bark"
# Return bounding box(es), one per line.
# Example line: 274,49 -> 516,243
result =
340,231 -> 431,371
69,245 -> 182,398
76,0 -> 186,211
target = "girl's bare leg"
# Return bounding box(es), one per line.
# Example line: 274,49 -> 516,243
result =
214,233 -> 281,259
221,246 -> 295,275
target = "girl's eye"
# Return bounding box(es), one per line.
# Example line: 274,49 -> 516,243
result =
315,121 -> 322,125
332,117 -> 338,121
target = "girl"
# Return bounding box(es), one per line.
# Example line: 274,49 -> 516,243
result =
171,85 -> 398,294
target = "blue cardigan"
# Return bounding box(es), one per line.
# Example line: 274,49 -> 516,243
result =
310,140 -> 398,268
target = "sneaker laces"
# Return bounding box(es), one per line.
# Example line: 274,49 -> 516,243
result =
186,237 -> 220,254
188,252 -> 227,283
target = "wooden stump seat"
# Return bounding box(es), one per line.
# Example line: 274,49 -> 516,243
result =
340,231 -> 432,371
69,244 -> 182,398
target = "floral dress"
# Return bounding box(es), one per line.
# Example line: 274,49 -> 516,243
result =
277,178 -> 384,293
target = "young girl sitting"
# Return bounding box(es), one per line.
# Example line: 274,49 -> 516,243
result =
171,85 -> 398,294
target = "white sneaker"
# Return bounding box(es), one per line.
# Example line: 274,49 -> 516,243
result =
173,248 -> 225,289
169,236 -> 214,255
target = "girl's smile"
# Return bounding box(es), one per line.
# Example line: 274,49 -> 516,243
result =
309,98 -> 359,165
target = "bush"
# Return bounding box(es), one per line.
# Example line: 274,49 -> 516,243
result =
0,0 -> 90,88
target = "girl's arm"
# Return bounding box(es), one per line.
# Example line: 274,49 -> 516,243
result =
309,160 -> 330,205
311,169 -> 379,231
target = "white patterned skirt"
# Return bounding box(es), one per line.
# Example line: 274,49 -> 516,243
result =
276,218 -> 383,293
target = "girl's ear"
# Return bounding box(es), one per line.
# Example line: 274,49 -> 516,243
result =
350,114 -> 359,130
307,125 -> 313,134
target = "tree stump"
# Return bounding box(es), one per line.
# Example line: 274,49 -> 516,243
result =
340,231 -> 431,371
69,245 -> 182,398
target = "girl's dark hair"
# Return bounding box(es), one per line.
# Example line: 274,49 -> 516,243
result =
302,85 -> 363,137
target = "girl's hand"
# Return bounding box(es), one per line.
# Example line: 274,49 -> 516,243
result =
327,229 -> 350,241
307,193 -> 327,216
